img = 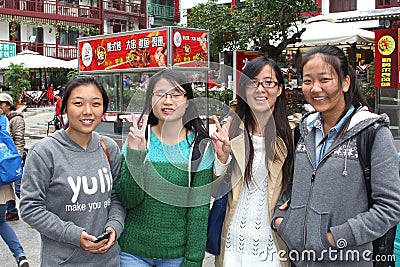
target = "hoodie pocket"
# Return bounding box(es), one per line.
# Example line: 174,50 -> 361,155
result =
58,247 -> 79,266
277,204 -> 306,251
304,206 -> 332,254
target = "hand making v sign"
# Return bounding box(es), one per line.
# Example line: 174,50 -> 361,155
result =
211,115 -> 232,164
128,114 -> 148,151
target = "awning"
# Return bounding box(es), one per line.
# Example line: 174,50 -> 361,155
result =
288,20 -> 374,49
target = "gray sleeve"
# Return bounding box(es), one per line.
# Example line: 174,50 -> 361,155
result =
20,147 -> 84,247
330,127 -> 400,246
103,137 -> 126,238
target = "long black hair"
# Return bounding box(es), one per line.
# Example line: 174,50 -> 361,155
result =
61,75 -> 109,129
299,45 -> 369,139
139,69 -> 209,143
231,56 -> 293,189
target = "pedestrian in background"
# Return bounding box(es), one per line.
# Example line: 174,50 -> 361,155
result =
123,75 -> 131,90
0,93 -> 25,222
116,69 -> 214,267
20,76 -> 125,266
0,108 -> 29,267
54,93 -> 63,130
211,56 -> 293,267
273,45 -> 400,266
46,83 -> 54,105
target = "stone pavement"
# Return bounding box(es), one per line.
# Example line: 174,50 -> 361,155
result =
0,106 -> 215,267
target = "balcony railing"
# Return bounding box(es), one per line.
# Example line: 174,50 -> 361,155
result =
1,0 -> 100,19
104,0 -> 142,14
2,40 -> 77,60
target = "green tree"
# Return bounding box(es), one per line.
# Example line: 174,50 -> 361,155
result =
4,63 -> 31,104
187,0 -> 319,60
187,1 -> 242,59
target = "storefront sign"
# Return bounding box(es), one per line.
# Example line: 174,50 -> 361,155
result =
78,27 -> 209,72
374,29 -> 398,88
0,42 -> 16,59
78,29 -> 168,72
171,28 -> 209,68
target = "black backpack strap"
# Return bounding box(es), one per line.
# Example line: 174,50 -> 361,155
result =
357,122 -> 396,267
357,122 -> 385,208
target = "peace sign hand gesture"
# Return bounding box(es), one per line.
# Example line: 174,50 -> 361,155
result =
128,114 -> 148,151
211,115 -> 232,164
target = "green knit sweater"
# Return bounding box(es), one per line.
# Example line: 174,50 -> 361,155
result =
116,134 -> 213,267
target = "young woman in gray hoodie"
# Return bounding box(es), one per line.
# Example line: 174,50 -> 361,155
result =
273,45 -> 400,266
20,76 -> 125,266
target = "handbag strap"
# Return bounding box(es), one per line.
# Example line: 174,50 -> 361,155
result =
99,137 -> 111,165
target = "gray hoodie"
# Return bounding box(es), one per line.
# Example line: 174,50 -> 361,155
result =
273,107 -> 400,266
20,130 -> 125,267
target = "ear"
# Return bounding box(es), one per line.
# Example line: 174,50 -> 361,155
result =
277,84 -> 283,96
342,75 -> 350,93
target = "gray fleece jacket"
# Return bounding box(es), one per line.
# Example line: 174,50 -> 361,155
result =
20,130 -> 125,267
273,107 -> 400,266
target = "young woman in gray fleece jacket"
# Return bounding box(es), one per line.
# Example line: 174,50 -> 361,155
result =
273,45 -> 400,266
19,76 -> 125,266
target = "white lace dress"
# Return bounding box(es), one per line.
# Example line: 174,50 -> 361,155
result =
223,136 -> 281,267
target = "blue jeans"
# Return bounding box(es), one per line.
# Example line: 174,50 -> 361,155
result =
120,252 -> 184,267
6,178 -> 21,216
0,203 -> 25,259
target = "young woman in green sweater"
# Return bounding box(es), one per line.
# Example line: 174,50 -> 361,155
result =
116,69 -> 214,267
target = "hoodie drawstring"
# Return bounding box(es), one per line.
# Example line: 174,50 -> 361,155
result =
342,139 -> 351,176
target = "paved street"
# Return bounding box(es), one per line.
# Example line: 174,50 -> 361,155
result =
0,107 -> 215,267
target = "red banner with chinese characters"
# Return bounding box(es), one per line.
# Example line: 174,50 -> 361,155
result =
233,50 -> 264,92
79,29 -> 168,72
171,28 -> 209,68
374,29 -> 398,88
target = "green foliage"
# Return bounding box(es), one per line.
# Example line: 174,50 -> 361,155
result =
4,63 -> 31,104
187,0 -> 319,60
67,68 -> 78,80
193,88 -> 233,117
187,2 -> 242,57
48,71 -> 69,88
124,89 -> 146,113
286,88 -> 306,114
361,84 -> 375,110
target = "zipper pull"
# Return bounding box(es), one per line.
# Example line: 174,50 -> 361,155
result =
311,169 -> 316,182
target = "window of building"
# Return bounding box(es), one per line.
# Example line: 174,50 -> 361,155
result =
58,29 -> 78,46
376,0 -> 400,8
330,0 -> 357,12
153,0 -> 174,6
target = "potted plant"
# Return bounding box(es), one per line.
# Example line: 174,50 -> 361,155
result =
4,63 -> 31,107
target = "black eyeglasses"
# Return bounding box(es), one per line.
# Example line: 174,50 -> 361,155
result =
249,80 -> 278,89
152,90 -> 187,101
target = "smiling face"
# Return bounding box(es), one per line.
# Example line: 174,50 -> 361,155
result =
301,55 -> 349,121
151,78 -> 187,125
65,84 -> 104,139
245,64 -> 282,116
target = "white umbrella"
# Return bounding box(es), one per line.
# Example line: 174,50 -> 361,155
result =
288,20 -> 374,48
64,58 -> 78,69
0,50 -> 70,70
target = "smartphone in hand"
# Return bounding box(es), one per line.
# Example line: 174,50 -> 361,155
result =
93,230 -> 112,243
